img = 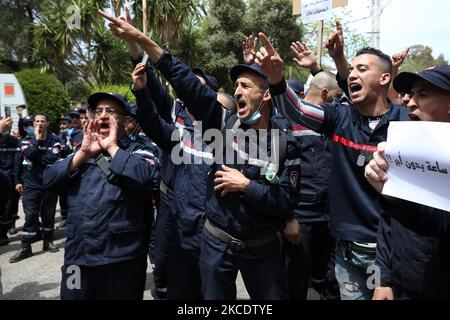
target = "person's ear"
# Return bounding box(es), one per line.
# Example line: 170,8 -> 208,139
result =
320,88 -> 329,101
380,72 -> 391,87
262,89 -> 271,102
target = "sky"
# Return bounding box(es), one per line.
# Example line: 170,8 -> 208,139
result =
333,0 -> 450,59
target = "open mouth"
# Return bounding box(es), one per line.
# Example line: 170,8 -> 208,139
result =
408,114 -> 421,121
99,123 -> 110,132
237,100 -> 247,114
349,83 -> 363,95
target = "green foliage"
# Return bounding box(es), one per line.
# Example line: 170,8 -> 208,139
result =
89,84 -> 136,104
15,68 -> 70,126
400,45 -> 449,73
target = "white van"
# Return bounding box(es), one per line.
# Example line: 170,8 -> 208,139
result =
0,73 -> 29,132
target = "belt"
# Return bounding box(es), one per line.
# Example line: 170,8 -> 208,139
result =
341,240 -> 376,255
159,180 -> 173,198
204,218 -> 277,251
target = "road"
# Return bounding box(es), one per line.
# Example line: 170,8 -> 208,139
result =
0,203 -> 251,300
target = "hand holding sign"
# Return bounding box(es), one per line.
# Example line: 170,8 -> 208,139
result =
254,33 -> 284,85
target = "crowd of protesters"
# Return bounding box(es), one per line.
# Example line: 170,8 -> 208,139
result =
0,9 -> 449,300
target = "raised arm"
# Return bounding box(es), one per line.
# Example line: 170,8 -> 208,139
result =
255,33 -> 330,134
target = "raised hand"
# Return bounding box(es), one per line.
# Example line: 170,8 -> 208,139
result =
392,47 -> 410,73
291,41 -> 321,73
99,10 -> 143,43
94,115 -> 119,156
132,63 -> 148,91
325,20 -> 345,59
0,117 -> 13,134
242,35 -> 258,65
79,120 -> 103,159
254,32 -> 284,85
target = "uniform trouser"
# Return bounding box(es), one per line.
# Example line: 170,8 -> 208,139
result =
21,186 -> 58,243
60,256 -> 147,300
0,183 -> 19,236
167,227 -> 202,300
283,221 -> 340,300
151,193 -> 173,293
199,228 -> 288,300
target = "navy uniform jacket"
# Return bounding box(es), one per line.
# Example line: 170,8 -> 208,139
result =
154,52 -> 302,239
270,80 -> 409,243
17,133 -> 62,189
132,55 -> 193,198
291,126 -> 332,223
376,199 -> 450,298
43,138 -> 160,266
134,88 -> 207,251
0,134 -> 20,180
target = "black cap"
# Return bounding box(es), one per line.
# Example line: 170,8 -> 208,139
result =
87,92 -> 132,115
69,110 -> 80,118
287,79 -> 305,95
59,115 -> 72,122
230,64 -> 267,82
394,65 -> 450,94
128,104 -> 137,119
23,116 -> 34,126
192,67 -> 220,92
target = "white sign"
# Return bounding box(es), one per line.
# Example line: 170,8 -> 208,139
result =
383,121 -> 450,212
301,0 -> 333,23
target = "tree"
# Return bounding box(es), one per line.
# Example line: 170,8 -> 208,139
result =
32,0 -> 131,87
0,0 -> 42,72
196,0 -> 248,92
399,45 -> 448,73
15,68 -> 70,128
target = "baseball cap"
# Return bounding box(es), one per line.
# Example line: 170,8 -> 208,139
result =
287,79 -> 305,95
394,65 -> 450,94
23,116 -> 34,126
87,92 -> 132,115
230,64 -> 268,82
59,115 -> 72,122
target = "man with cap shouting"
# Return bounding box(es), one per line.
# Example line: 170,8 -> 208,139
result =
99,10 -> 302,299
365,65 -> 450,300
255,33 -> 409,300
43,92 -> 160,300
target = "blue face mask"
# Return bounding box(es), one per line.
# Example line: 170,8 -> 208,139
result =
25,126 -> 35,136
240,95 -> 266,126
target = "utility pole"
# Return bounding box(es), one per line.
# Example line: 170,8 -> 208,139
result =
370,0 -> 381,49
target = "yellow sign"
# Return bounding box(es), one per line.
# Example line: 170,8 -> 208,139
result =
293,0 -> 348,16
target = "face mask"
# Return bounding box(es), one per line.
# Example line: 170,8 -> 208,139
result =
25,127 -> 35,136
239,95 -> 266,126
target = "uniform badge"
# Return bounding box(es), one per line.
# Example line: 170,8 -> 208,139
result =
290,170 -> 299,188
52,147 -> 60,154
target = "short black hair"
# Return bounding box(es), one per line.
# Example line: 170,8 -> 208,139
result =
356,47 -> 393,74
34,112 -> 49,121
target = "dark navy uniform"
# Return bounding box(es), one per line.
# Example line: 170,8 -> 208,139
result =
0,133 -> 20,241
283,126 -> 339,300
43,136 -> 159,299
134,87 -> 208,300
132,55 -> 194,299
0,169 -> 13,245
58,127 -> 83,224
18,133 -> 62,244
377,199 -> 450,299
153,52 -> 302,300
